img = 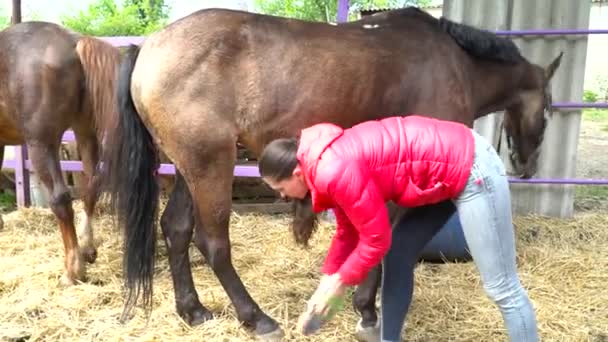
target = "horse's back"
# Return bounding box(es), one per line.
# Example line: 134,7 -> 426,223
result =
139,7 -> 447,60
0,21 -> 79,60
129,7 -> 481,154
0,21 -> 83,144
131,7 -> 461,112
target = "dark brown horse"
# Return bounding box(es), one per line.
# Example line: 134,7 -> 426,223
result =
0,22 -> 119,285
103,7 -> 562,340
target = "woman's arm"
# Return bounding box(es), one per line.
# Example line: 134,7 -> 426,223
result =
321,207 -> 359,275
325,162 -> 392,286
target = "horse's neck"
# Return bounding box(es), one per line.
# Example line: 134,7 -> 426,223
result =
470,60 -> 529,119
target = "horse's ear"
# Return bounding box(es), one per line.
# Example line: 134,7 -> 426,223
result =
545,51 -> 563,80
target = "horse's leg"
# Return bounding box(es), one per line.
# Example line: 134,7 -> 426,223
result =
160,171 -> 213,326
73,127 -> 99,263
28,141 -> 83,285
181,142 -> 283,340
353,265 -> 381,327
353,202 -> 407,336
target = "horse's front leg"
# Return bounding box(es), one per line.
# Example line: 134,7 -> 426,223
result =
182,146 -> 283,341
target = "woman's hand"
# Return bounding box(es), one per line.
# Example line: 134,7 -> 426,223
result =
297,273 -> 347,335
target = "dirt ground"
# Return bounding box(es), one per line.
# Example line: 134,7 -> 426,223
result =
0,111 -> 606,342
574,110 -> 608,211
0,205 -> 607,342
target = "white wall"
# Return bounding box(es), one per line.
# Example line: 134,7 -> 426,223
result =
584,3 -> 608,94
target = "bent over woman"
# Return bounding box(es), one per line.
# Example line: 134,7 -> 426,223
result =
258,115 -> 538,341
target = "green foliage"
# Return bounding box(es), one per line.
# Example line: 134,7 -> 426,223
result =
253,0 -> 432,22
124,0 -> 170,33
582,109 -> 608,123
253,0 -> 335,21
584,90 -> 599,103
61,0 -> 170,36
582,109 -> 608,133
0,3 -> 10,30
0,191 -> 16,213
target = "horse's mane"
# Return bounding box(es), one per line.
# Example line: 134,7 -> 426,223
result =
365,7 -> 524,64
74,36 -> 121,141
438,16 -> 523,64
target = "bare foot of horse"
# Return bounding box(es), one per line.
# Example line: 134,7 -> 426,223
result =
256,326 -> 284,342
355,318 -> 380,342
254,317 -> 284,341
58,251 -> 86,287
58,272 -> 78,287
178,304 -> 213,327
58,271 -> 87,287
77,211 -> 97,264
81,246 -> 98,264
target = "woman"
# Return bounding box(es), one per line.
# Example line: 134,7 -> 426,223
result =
258,115 -> 538,341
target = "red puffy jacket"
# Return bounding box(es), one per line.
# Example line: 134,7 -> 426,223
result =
296,115 -> 475,285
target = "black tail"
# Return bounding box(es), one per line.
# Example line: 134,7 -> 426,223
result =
102,44 -> 160,320
438,16 -> 523,64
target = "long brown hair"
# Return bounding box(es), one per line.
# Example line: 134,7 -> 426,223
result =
259,138 -> 319,246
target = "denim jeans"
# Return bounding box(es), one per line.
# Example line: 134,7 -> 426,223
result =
380,130 -> 539,342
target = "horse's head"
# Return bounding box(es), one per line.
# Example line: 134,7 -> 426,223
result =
503,52 -> 563,178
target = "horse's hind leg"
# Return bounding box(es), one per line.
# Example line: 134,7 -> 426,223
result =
73,127 -> 100,263
179,139 -> 283,340
160,171 -> 213,326
27,141 -> 84,285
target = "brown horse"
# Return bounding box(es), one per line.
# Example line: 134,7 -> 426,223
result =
0,22 -> 119,285
103,7 -> 562,340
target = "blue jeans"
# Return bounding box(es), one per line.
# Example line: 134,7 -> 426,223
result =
380,130 -> 539,341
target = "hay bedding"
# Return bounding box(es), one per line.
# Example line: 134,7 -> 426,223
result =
0,201 -> 607,342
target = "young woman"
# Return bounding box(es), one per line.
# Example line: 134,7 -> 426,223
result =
258,115 -> 538,341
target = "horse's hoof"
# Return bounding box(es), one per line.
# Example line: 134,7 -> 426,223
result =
188,308 -> 214,327
256,327 -> 284,342
81,246 -> 98,264
179,304 -> 214,327
355,318 -> 380,342
58,273 -> 78,287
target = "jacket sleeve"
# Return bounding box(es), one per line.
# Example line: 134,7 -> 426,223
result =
321,206 -> 359,275
325,162 -> 392,286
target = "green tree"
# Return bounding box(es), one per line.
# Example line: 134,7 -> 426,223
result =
0,3 -> 12,29
253,0 -> 432,22
61,0 -> 170,36
124,0 -> 170,32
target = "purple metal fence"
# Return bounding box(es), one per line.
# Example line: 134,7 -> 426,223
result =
2,13 -> 608,207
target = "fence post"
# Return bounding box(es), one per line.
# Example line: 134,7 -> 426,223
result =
337,0 -> 349,22
14,145 -> 30,207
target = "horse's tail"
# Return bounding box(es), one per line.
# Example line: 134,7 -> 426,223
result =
75,36 -> 121,140
102,44 -> 160,321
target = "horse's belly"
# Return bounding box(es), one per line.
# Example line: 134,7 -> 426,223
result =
0,112 -> 25,145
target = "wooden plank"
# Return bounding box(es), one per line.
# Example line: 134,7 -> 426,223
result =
232,202 -> 291,214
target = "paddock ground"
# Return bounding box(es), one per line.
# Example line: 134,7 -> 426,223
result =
0,111 -> 606,341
